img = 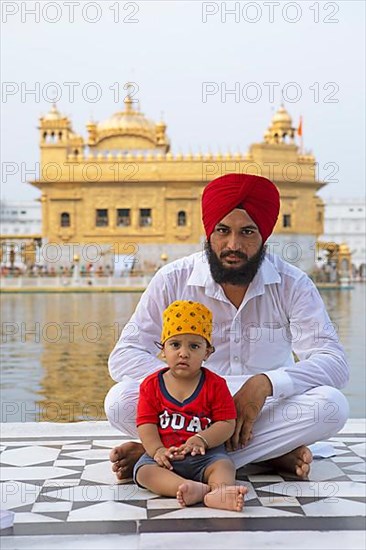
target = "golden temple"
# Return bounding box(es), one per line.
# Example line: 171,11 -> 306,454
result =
27,88 -> 328,271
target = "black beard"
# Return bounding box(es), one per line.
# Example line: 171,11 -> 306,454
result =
205,241 -> 266,286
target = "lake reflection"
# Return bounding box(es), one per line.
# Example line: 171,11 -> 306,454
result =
1,284 -> 365,421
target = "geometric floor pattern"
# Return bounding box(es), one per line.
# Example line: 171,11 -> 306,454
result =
1,420 -> 365,549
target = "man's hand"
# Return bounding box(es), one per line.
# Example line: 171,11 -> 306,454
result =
226,374 -> 272,452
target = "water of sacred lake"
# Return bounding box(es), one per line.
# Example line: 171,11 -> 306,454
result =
1,284 -> 365,422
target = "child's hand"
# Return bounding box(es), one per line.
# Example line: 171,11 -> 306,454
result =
167,446 -> 186,461
176,436 -> 206,456
153,447 -> 175,470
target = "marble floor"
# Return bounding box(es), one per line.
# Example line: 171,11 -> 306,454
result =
1,419 -> 365,549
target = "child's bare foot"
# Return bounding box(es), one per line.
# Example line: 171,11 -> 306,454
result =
109,441 -> 144,480
266,446 -> 313,479
176,481 -> 210,507
204,485 -> 247,512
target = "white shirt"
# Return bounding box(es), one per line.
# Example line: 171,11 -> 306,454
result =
109,251 -> 349,399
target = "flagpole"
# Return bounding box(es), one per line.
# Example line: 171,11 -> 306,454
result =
298,116 -> 303,154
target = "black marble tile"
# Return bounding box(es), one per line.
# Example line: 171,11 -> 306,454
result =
140,515 -> 366,533
13,520 -> 137,536
0,527 -> 14,535
7,504 -> 33,513
40,511 -> 69,521
68,501 -> 98,510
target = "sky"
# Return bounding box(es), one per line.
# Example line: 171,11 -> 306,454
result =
1,0 -> 365,202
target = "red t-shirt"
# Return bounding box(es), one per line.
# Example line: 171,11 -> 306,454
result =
136,367 -> 237,448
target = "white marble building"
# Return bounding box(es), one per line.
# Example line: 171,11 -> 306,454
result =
321,198 -> 366,277
0,199 -> 42,237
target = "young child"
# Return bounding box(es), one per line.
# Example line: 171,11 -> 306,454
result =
133,300 -> 247,511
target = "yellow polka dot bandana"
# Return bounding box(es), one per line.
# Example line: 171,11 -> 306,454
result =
161,300 -> 213,345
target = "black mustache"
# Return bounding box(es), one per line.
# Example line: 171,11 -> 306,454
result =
220,250 -> 248,260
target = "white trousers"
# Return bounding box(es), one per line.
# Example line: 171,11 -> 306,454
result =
104,377 -> 349,469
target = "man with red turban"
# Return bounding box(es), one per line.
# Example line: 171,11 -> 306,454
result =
106,173 -> 349,484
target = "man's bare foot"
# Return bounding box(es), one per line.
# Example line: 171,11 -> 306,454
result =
266,446 -> 313,479
176,481 -> 210,507
109,441 -> 145,480
204,485 -> 247,512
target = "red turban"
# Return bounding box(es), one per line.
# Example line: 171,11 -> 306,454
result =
202,173 -> 280,243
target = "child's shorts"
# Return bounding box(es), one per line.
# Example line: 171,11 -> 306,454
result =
133,444 -> 231,487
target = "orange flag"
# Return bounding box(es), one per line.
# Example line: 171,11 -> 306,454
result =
297,116 -> 303,137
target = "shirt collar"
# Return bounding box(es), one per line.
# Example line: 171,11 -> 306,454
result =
187,251 -> 281,298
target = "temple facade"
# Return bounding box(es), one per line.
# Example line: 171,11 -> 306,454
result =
30,94 -> 325,272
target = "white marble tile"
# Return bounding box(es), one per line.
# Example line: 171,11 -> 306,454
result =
54,460 -> 86,467
332,448 -> 355,456
13,512 -> 62,523
259,481 -> 365,498
139,531 -> 366,550
45,484 -> 155,502
92,440 -> 128,448
63,449 -> 111,460
147,498 -> 181,510
152,506 -> 247,519
2,532 -> 364,550
0,421 -> 122,439
61,444 -> 92,450
332,456 -> 364,463
43,479 -> 80,487
156,505 -> 299,519
328,439 -> 348,446
331,437 -> 364,443
0,481 -> 42,510
32,500 -> 73,512
339,419 -> 366,433
80,461 -> 117,485
68,500 -> 147,521
0,467 -> 79,481
0,440 -> 86,447
302,497 -> 366,517
0,446 -> 60,467
349,442 -> 366,457
1,534 -> 141,549
349,475 -> 366,482
343,463 -> 366,473
259,496 -> 301,507
308,460 -> 345,481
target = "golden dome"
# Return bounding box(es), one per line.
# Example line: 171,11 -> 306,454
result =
43,103 -> 63,121
97,97 -> 156,138
271,106 -> 292,127
90,92 -> 170,152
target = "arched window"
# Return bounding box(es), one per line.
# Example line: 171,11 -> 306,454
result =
61,212 -> 70,227
177,210 -> 187,226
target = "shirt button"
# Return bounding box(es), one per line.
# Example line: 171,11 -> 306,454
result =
279,393 -> 285,398
234,356 -> 239,361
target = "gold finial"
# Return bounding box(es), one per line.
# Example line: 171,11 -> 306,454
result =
124,82 -> 134,114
